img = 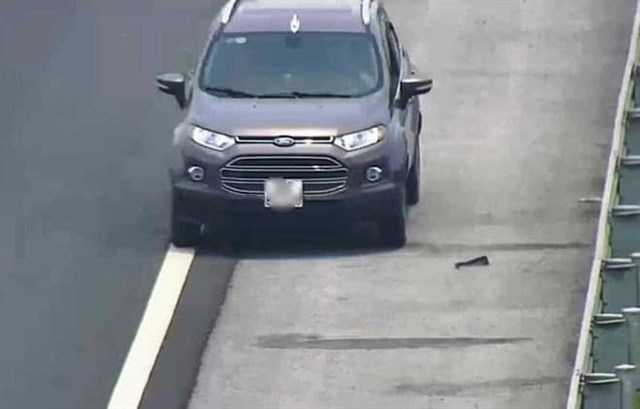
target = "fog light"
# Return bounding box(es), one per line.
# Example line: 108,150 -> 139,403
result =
365,166 -> 383,182
187,166 -> 205,182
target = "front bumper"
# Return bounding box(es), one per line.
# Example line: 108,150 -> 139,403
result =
172,177 -> 403,228
170,135 -> 408,227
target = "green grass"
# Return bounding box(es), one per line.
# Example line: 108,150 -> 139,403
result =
635,392 -> 640,409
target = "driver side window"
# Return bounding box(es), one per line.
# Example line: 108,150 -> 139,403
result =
378,10 -> 401,100
386,24 -> 401,92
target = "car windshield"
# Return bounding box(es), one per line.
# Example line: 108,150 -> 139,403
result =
200,32 -> 382,98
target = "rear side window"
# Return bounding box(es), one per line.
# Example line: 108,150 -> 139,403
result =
200,32 -> 383,98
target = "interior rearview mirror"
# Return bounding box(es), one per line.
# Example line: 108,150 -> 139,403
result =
156,72 -> 187,109
398,78 -> 433,109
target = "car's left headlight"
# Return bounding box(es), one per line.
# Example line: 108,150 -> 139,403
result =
191,125 -> 235,151
334,125 -> 385,151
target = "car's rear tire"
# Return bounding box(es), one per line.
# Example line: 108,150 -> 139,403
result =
378,187 -> 407,248
170,192 -> 200,248
406,139 -> 421,206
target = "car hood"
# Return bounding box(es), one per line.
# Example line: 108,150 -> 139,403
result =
188,89 -> 390,137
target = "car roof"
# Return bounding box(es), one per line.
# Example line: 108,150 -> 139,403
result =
223,0 -> 372,33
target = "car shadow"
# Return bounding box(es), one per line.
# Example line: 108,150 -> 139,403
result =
197,223 -> 394,259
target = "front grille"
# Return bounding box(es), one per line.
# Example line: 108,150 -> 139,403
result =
235,136 -> 333,144
220,155 -> 348,196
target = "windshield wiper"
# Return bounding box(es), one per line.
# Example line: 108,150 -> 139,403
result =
203,87 -> 259,98
256,91 -> 354,99
204,87 -> 354,99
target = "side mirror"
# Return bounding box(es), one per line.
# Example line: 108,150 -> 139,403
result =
156,72 -> 187,109
397,78 -> 433,109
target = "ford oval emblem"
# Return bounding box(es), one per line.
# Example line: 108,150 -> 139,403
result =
274,136 -> 295,147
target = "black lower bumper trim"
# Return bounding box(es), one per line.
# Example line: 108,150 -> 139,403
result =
172,179 -> 403,227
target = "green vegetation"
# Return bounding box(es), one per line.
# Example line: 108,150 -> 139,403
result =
635,392 -> 640,409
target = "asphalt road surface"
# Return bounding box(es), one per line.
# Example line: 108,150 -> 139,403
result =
0,1 -> 226,408
0,1 -> 635,409
187,1 -> 637,409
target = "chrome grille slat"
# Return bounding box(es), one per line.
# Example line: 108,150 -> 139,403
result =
222,177 -> 348,184
222,167 -> 346,172
220,155 -> 348,197
221,170 -> 348,180
226,155 -> 342,168
223,183 -> 346,196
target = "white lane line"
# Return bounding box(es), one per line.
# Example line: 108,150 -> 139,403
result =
107,245 -> 195,409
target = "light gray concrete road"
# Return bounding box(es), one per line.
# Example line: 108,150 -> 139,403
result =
188,1 -> 636,408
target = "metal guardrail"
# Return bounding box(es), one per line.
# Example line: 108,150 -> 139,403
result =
566,1 -> 640,408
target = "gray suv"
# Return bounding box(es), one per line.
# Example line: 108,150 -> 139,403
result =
157,0 -> 433,248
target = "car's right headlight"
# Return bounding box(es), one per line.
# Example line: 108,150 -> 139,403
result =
334,125 -> 385,151
191,126 -> 235,151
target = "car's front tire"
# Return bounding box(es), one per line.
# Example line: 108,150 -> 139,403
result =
170,191 -> 200,248
378,187 -> 407,248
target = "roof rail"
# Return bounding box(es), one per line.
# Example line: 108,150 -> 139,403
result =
220,0 -> 240,25
361,0 -> 372,25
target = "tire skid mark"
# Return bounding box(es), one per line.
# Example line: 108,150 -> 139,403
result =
405,241 -> 590,253
255,334 -> 532,350
393,376 -> 563,396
